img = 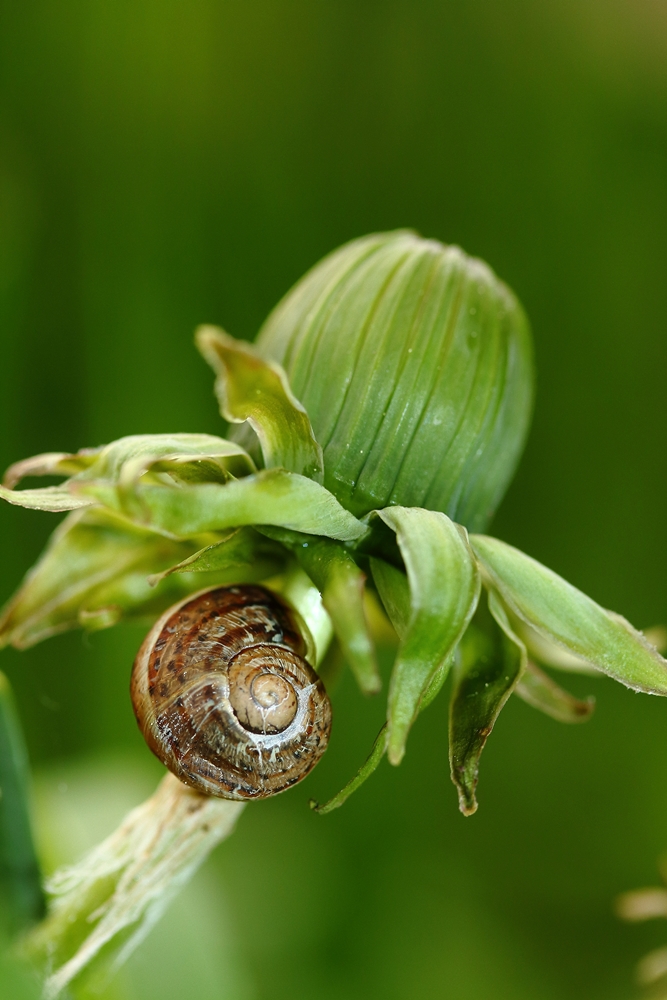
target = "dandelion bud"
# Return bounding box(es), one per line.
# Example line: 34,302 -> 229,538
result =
255,231 -> 534,530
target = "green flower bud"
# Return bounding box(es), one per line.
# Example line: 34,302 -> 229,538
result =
254,231 -> 534,530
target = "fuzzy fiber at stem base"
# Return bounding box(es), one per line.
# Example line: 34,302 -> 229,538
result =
26,773 -> 244,998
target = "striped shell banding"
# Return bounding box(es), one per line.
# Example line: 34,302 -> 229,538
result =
131,585 -> 332,800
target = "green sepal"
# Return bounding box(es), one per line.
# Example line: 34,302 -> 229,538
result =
3,451 -> 96,488
73,433 -> 254,484
0,435 -> 255,516
310,724 -> 388,815
511,618 -> 598,675
372,507 -> 481,765
369,557 -> 410,636
515,662 -> 595,723
0,485 -> 94,512
148,527 -> 286,587
449,591 -> 525,816
75,469 -> 367,542
367,554 -> 451,711
471,535 -> 667,696
196,325 -> 324,482
261,528 -> 380,695
0,671 -> 44,931
0,509 -> 228,650
269,563 -> 333,666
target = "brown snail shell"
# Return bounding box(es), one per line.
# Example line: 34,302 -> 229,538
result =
131,584 -> 332,800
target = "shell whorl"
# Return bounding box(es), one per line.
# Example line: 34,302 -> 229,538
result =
131,585 -> 332,800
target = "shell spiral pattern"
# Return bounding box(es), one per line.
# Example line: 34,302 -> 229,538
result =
131,585 -> 332,800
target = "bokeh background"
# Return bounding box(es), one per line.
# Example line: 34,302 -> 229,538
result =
2,2 -> 667,997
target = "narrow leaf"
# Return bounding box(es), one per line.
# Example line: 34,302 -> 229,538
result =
510,617 -> 599,675
369,556 -> 452,710
196,325 -> 324,482
266,530 -> 380,694
272,564 -> 333,666
310,725 -> 388,815
369,557 -> 410,638
75,469 -> 367,543
375,507 -> 481,765
148,527 -> 285,586
0,672 -> 44,930
0,509 -> 220,650
3,452 -> 94,489
0,485 -> 94,512
471,534 -> 667,696
449,591 -> 525,816
0,435 -> 255,518
75,433 -> 253,484
515,662 -> 594,723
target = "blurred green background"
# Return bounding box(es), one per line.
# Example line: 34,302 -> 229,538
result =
2,2 -> 667,997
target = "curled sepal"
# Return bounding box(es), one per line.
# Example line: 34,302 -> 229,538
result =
310,724 -> 388,815
369,556 -> 453,711
3,451 -> 96,489
196,325 -> 324,482
263,529 -> 380,695
148,527 -> 285,587
269,563 -> 333,666
515,662 -> 595,724
75,434 -> 254,497
369,557 -> 410,637
0,484 -> 94,512
76,470 -> 367,543
0,509 -> 224,650
2,452 -> 97,511
449,592 -> 525,816
471,535 -> 667,696
0,435 -> 255,517
373,507 -> 481,765
509,618 -> 599,675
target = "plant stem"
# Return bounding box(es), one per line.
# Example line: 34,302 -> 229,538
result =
0,670 -> 45,933
25,773 -> 244,998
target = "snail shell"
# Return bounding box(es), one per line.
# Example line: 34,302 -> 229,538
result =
131,584 -> 332,800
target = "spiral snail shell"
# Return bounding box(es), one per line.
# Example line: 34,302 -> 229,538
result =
131,584 -> 332,800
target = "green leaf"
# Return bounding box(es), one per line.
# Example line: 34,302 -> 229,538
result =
369,555 -> 452,709
515,662 -> 595,724
264,529 -> 380,695
369,557 -> 410,637
310,724 -> 388,815
373,507 -> 481,765
449,591 -> 525,816
0,509 -> 226,650
77,433 -> 254,488
510,617 -> 599,675
147,527 -> 285,586
75,469 -> 367,543
471,534 -> 667,696
270,563 -> 333,666
0,435 -> 255,517
3,451 -> 95,488
196,325 -> 323,482
0,484 -> 94,512
0,671 -> 44,931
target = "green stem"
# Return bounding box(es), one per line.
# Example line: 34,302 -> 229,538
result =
0,671 -> 44,932
310,724 -> 388,815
